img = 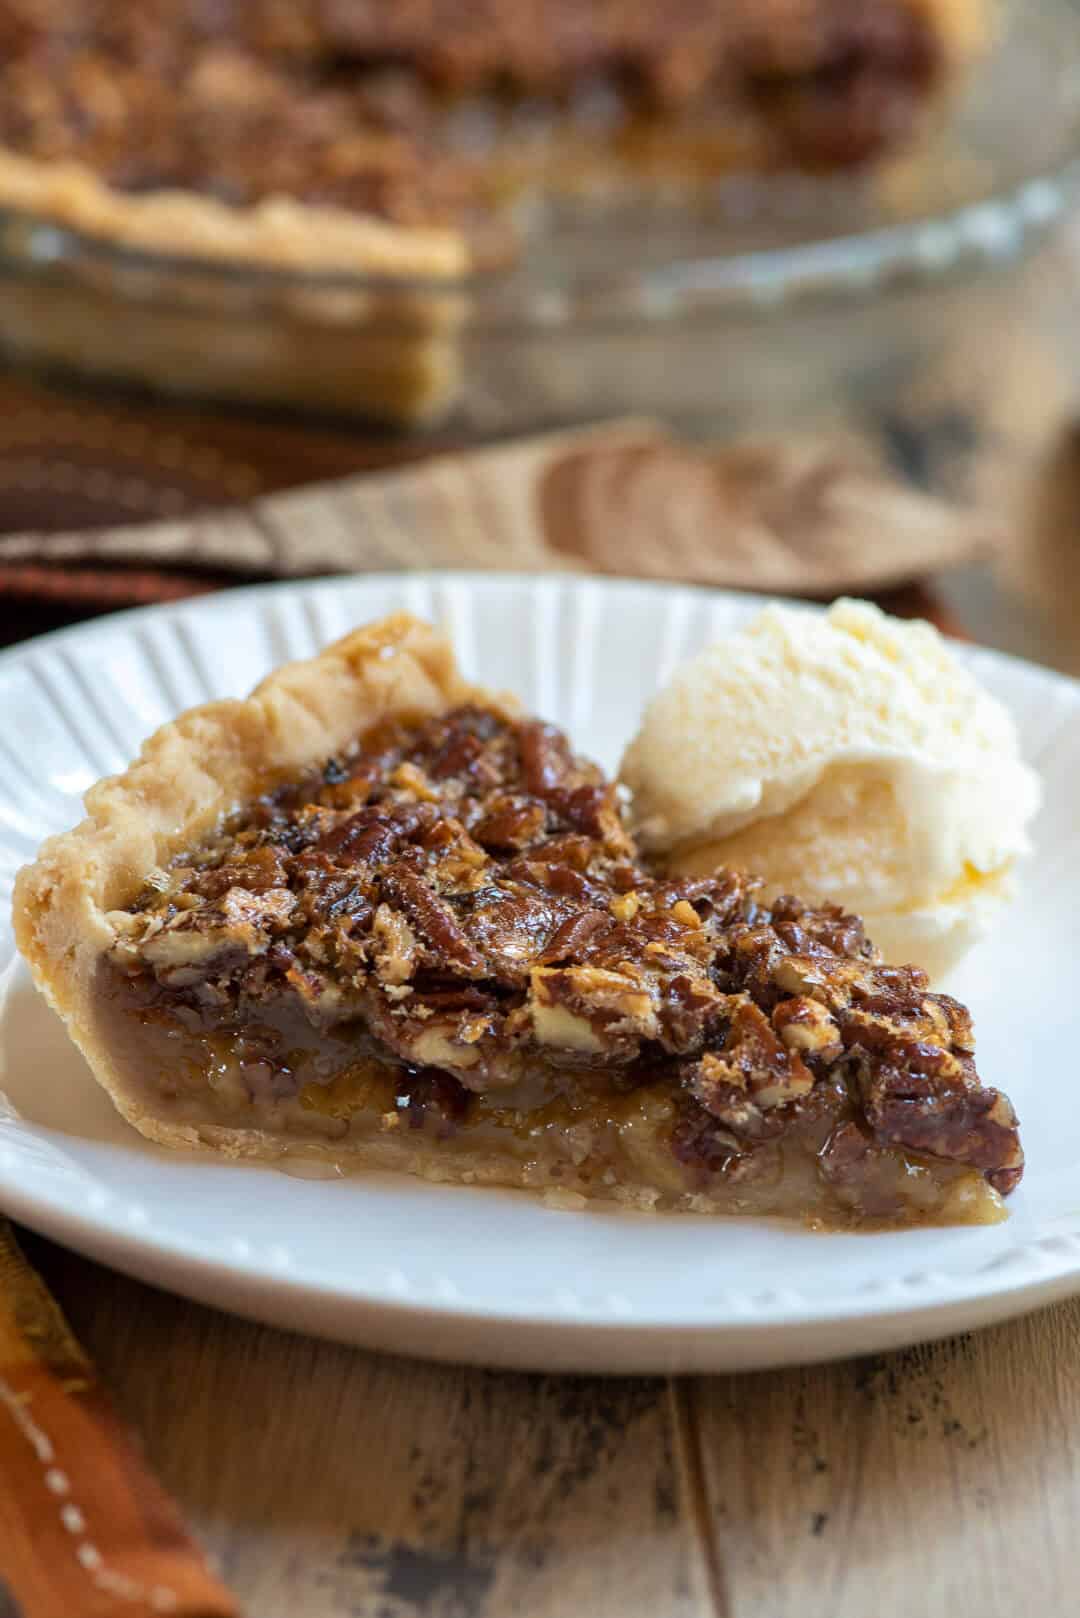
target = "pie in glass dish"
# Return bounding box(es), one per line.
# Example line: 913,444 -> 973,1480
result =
13,614 -> 1023,1229
0,0 -> 986,421
0,0 -> 985,271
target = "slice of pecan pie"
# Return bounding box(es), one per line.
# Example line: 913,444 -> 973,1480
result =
13,614 -> 1022,1228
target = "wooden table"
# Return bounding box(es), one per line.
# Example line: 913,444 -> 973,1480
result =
19,1231 -> 1080,1618
8,213 -> 1080,1618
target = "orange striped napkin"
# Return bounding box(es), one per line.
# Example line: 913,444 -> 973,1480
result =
0,1221 -> 238,1618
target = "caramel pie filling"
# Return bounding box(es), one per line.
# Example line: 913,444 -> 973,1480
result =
102,705 -> 1022,1226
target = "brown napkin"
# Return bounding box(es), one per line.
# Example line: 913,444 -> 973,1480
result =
0,411 -> 995,625
0,1220 -> 237,1618
535,431 -> 1000,592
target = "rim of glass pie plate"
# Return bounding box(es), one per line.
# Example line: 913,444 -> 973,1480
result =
2,164 -> 1077,330
1,572 -> 1079,1374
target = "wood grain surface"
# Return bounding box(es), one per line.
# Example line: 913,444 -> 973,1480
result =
17,1232 -> 1080,1618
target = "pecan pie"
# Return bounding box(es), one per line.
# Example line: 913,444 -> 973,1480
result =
0,0 -> 985,274
0,1 -> 987,420
13,614 -> 1022,1228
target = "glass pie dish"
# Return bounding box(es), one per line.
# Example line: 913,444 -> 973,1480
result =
0,0 -> 1076,438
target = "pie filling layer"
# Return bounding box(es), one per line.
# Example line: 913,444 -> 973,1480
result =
100,703 -> 1023,1227
0,2 -> 944,241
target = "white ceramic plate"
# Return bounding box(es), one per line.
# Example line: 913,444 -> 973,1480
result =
1,573 -> 1078,1375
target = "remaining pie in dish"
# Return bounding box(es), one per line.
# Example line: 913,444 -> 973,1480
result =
13,614 -> 1022,1228
0,2 -> 988,421
0,0 -> 986,275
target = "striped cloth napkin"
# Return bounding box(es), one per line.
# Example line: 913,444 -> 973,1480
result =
0,399 -> 996,647
0,1220 -> 237,1617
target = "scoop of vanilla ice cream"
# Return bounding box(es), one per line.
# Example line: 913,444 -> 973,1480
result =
620,599 -> 1041,979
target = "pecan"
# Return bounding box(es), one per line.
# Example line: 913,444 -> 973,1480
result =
424,709 -> 503,783
519,720 -> 572,796
529,964 -> 658,1053
537,908 -> 613,965
379,865 -> 486,977
463,888 -> 574,987
555,783 -> 610,839
768,894 -> 876,962
371,902 -> 419,986
193,843 -> 287,898
318,804 -> 428,862
473,796 -> 547,851
772,996 -> 843,1063
817,1120 -> 909,1220
688,1002 -> 813,1118
857,1058 -> 1024,1195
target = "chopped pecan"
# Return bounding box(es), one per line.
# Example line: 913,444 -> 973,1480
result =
772,996 -> 843,1063
425,823 -> 489,895
394,1068 -> 472,1136
529,964 -> 658,1053
408,1023 -> 483,1073
371,902 -> 419,986
138,886 -> 296,985
652,970 -> 723,1053
688,1002 -> 813,1121
609,890 -> 641,923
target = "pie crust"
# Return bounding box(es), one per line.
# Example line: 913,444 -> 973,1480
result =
13,614 -> 1023,1228
0,150 -> 469,279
